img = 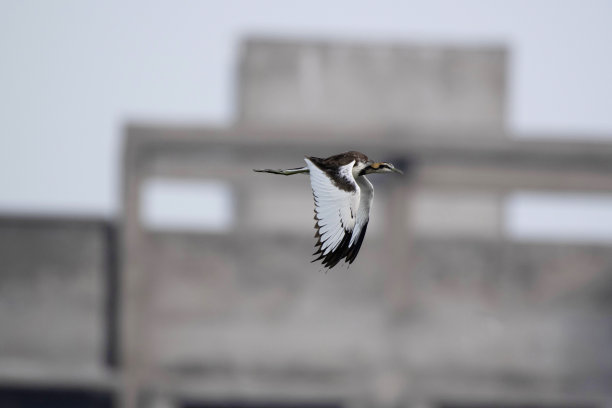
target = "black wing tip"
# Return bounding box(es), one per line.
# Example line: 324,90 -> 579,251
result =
311,221 -> 369,270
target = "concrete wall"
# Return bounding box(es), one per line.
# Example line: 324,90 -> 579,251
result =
238,38 -> 507,132
120,126 -> 612,408
0,217 -> 115,374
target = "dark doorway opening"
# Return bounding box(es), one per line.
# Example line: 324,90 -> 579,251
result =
181,400 -> 342,408
0,385 -> 114,408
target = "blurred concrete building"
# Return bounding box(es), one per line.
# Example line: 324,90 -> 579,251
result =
0,217 -> 117,407
3,37 -> 612,408
237,39 -> 506,131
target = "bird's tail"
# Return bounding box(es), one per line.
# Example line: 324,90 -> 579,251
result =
253,166 -> 309,176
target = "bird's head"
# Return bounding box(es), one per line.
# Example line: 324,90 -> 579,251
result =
362,161 -> 403,175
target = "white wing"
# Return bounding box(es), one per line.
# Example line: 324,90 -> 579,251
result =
305,158 -> 362,268
349,175 -> 374,247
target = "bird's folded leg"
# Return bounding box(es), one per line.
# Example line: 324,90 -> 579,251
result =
253,167 -> 309,176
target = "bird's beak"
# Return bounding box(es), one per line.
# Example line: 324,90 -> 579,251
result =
369,162 -> 404,174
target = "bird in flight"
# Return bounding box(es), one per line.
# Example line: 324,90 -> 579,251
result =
254,151 -> 403,269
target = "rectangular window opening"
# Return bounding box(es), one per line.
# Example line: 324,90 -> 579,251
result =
505,192 -> 612,244
141,178 -> 234,233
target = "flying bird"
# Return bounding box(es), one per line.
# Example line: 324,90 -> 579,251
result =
254,151 -> 403,269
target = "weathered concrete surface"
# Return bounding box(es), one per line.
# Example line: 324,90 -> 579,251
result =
0,218 -> 112,370
238,38 -> 507,132
119,126 -> 612,408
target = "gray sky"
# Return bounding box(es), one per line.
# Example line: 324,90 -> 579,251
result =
1,0 -> 612,217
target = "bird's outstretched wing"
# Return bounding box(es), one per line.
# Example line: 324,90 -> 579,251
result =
305,158 -> 369,269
